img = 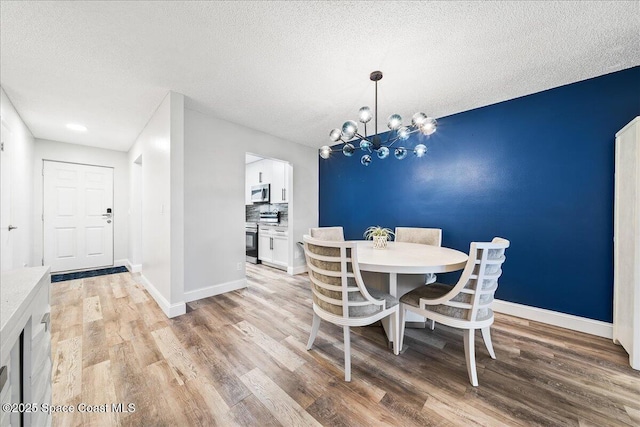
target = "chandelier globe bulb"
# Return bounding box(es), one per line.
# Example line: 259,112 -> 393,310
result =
319,145 -> 332,159
387,114 -> 402,130
329,128 -> 342,142
341,120 -> 358,140
414,144 -> 427,157
358,106 -> 372,123
420,117 -> 437,135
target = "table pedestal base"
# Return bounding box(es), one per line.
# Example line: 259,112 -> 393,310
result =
362,271 -> 430,343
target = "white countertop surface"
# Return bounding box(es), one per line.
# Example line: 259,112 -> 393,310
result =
1,266 -> 50,334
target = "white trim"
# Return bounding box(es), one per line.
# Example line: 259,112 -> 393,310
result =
261,260 -> 287,272
183,278 -> 247,303
288,265 -> 307,275
493,299 -> 613,339
114,259 -> 127,267
138,274 -> 186,318
122,259 -> 142,273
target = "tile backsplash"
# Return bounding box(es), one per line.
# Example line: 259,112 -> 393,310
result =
246,203 -> 288,225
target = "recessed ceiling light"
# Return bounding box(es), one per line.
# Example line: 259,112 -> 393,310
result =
66,123 -> 87,132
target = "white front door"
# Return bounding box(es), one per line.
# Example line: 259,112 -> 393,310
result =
43,161 -> 114,272
0,121 -> 14,271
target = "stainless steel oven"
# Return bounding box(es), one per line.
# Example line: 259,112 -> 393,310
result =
246,223 -> 259,263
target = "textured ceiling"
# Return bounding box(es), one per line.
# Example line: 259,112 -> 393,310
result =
1,1 -> 639,152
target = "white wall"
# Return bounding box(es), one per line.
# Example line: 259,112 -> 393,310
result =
32,139 -> 130,266
183,108 -> 318,297
169,94 -> 185,306
1,88 -> 35,268
128,91 -> 185,317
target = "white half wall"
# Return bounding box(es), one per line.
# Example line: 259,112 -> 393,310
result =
183,108 -> 318,295
128,91 -> 185,318
1,87 -> 35,268
32,139 -> 130,267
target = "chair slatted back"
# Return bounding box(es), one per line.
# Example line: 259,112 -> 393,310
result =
303,235 -> 385,319
425,237 -> 509,322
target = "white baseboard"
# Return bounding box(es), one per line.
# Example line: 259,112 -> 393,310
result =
137,274 -> 186,318
184,278 -> 247,303
493,299 -> 613,339
114,259 -> 127,267
287,265 -> 307,275
120,259 -> 142,273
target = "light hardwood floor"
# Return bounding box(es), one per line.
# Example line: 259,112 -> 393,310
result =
50,264 -> 640,426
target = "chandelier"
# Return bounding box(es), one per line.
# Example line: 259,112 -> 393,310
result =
319,71 -> 438,166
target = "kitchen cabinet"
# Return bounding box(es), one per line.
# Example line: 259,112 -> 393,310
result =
258,226 -> 288,269
270,160 -> 289,203
245,158 -> 289,205
247,160 -> 271,186
271,235 -> 288,266
1,267 -> 52,427
246,160 -> 271,205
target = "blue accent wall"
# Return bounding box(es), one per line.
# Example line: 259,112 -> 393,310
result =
319,66 -> 640,322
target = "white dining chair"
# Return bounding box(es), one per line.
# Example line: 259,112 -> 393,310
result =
310,226 -> 345,241
303,234 -> 400,381
395,227 -> 443,330
398,237 -> 510,386
395,227 -> 442,285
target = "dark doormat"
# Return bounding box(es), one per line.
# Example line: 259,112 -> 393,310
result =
51,266 -> 129,283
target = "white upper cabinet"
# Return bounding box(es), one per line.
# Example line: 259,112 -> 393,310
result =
245,159 -> 272,205
245,158 -> 289,205
271,160 -> 290,203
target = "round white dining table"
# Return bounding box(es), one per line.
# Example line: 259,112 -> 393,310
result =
355,240 -> 468,342
356,241 -> 469,297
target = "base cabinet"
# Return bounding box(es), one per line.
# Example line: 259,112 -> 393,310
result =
258,227 -> 289,269
1,267 -> 52,427
613,116 -> 640,370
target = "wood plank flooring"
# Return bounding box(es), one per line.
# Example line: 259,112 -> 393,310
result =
50,264 -> 640,426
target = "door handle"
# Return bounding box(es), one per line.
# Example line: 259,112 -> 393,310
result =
7,225 -> 17,231
102,213 -> 112,218
282,188 -> 285,200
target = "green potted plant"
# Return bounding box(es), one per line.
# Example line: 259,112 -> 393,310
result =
363,226 -> 395,249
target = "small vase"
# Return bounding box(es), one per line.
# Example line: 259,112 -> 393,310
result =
373,235 -> 388,249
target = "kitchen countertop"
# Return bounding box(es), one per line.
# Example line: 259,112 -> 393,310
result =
1,266 -> 50,335
258,223 -> 288,230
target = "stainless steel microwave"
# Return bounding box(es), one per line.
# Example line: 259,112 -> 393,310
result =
250,183 -> 270,203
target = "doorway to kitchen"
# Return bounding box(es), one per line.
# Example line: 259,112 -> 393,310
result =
245,153 -> 291,272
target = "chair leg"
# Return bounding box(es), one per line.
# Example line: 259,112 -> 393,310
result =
307,313 -> 321,350
343,326 -> 351,382
481,326 -> 496,359
463,329 -> 479,387
392,309 -> 400,355
398,305 -> 407,350
429,319 -> 435,330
